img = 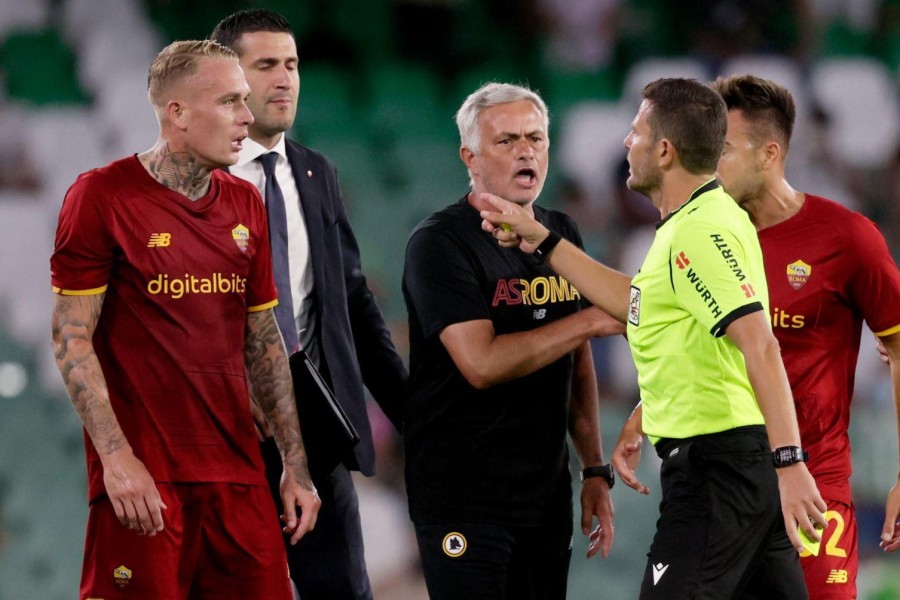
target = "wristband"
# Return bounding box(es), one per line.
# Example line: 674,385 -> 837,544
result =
534,231 -> 562,263
772,446 -> 808,468
580,464 -> 615,488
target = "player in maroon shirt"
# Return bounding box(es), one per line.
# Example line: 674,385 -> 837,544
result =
51,40 -> 319,599
713,74 -> 900,599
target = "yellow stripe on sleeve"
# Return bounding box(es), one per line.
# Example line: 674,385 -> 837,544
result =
875,323 -> 900,337
247,299 -> 278,313
52,285 -> 108,296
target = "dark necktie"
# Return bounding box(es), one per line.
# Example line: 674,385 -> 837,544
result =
258,152 -> 298,353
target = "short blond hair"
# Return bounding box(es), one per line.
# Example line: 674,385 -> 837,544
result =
147,40 -> 237,107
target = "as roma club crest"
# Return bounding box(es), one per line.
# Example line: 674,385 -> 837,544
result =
442,532 -> 467,558
113,564 -> 132,588
786,260 -> 812,290
232,224 -> 250,253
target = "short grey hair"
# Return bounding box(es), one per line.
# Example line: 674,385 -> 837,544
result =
455,82 -> 550,186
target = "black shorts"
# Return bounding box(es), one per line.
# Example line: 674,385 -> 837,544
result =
413,512 -> 573,600
640,426 -> 807,600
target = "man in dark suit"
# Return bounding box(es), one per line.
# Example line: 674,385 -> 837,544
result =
212,10 -> 407,600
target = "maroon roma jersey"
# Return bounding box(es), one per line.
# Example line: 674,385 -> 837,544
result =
51,156 -> 277,501
759,194 -> 900,503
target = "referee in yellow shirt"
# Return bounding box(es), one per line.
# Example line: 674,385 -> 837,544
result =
480,77 -> 828,599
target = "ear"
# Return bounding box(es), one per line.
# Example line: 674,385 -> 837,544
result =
460,146 -> 478,176
759,141 -> 782,170
657,138 -> 676,170
166,100 -> 188,131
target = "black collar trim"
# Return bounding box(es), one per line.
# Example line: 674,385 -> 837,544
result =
656,178 -> 720,230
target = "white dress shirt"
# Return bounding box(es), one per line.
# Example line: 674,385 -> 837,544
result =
231,135 -> 319,361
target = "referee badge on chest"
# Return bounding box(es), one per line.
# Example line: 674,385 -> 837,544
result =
628,286 -> 641,326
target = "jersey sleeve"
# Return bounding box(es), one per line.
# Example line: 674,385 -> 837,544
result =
670,219 -> 764,337
50,174 -> 116,295
404,225 -> 490,340
244,186 -> 278,312
842,214 -> 900,337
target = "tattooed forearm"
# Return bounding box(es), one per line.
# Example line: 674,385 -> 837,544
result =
138,142 -> 213,201
51,293 -> 128,455
244,309 -> 312,489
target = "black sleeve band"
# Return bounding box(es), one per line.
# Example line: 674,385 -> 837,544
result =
534,230 -> 562,263
710,301 -> 764,337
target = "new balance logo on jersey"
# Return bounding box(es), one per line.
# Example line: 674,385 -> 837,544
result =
533,309 -> 547,320
652,563 -> 669,585
826,570 -> 848,584
148,233 -> 172,247
675,251 -> 690,270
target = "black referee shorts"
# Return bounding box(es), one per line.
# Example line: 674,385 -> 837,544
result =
640,425 -> 808,600
413,512 -> 573,600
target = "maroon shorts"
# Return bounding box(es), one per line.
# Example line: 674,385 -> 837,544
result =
80,482 -> 291,600
799,499 -> 858,600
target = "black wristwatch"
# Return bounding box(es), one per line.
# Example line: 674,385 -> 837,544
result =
772,446 -> 809,468
581,464 -> 615,489
534,231 -> 562,263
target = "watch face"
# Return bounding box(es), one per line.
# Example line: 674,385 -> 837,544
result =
774,447 -> 805,466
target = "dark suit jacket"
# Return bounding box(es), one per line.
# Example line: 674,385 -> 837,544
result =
284,138 -> 407,476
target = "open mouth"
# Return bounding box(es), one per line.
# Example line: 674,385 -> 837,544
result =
515,168 -> 537,187
231,135 -> 247,152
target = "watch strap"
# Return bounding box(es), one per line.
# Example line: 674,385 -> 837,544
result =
772,445 -> 809,468
534,230 -> 562,263
581,464 -> 615,488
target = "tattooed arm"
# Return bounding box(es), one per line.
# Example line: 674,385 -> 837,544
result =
244,308 -> 320,544
51,293 -> 166,534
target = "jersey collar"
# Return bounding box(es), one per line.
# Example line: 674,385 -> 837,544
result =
656,178 -> 720,230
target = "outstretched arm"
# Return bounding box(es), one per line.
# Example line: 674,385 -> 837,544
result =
879,331 -> 900,552
479,193 -> 633,322
568,341 -> 614,559
244,308 -> 321,544
51,293 -> 166,535
727,311 -> 827,552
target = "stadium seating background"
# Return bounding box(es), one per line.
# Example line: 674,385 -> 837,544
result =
0,0 -> 898,597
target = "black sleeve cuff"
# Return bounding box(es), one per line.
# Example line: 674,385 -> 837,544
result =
710,301 -> 764,337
